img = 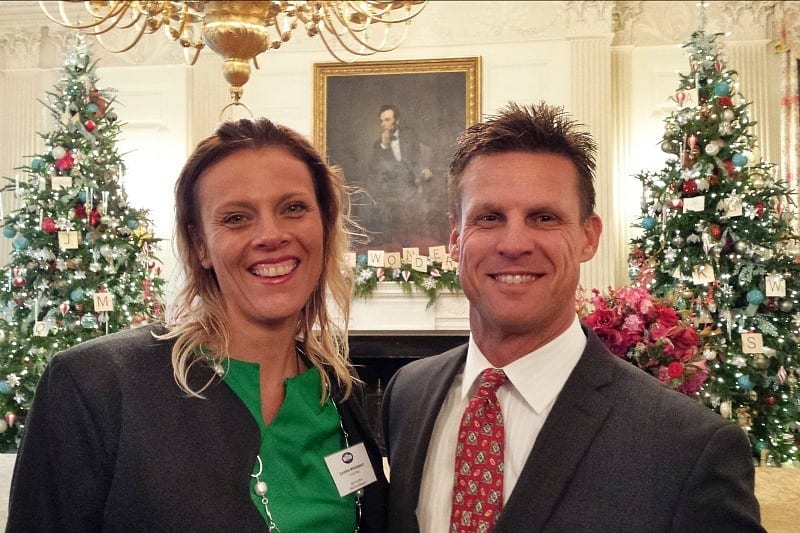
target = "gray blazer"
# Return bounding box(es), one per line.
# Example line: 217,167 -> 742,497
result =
382,327 -> 764,533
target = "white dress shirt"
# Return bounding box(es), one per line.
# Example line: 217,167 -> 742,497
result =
389,129 -> 402,161
416,316 -> 587,532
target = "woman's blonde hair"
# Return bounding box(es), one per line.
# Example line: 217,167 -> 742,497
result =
161,118 -> 354,401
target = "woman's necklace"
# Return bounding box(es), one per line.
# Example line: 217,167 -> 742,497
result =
249,396 -> 364,533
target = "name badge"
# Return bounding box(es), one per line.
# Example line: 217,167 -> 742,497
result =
323,442 -> 377,497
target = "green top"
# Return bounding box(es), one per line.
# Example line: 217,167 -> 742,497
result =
223,359 -> 356,532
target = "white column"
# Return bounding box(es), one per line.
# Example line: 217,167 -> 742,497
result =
569,34 -> 617,292
727,40 -> 778,164
611,45 -> 636,285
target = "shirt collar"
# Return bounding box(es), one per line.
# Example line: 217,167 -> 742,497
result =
462,315 -> 586,413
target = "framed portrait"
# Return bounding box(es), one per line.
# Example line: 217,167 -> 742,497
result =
313,57 -> 481,253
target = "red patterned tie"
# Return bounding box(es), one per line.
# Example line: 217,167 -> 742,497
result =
450,368 -> 507,532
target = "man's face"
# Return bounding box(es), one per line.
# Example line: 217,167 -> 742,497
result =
380,109 -> 398,133
449,151 -> 602,348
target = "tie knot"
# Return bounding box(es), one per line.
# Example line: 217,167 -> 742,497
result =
477,368 -> 506,396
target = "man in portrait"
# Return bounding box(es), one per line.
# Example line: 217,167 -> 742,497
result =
368,104 -> 434,248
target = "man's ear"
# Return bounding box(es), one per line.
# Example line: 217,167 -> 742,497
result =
190,226 -> 212,269
579,214 -> 603,262
448,218 -> 461,261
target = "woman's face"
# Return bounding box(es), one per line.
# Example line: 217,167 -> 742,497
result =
193,147 -> 324,332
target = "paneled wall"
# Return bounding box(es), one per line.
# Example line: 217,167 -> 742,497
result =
0,1 -> 786,332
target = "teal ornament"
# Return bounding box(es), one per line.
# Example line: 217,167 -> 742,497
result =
80,314 -> 98,329
753,440 -> 768,453
77,190 -> 87,203
746,289 -> 765,305
85,102 -> 98,114
126,219 -> 140,230
3,226 -> 16,238
12,235 -> 29,250
30,157 -> 45,172
713,81 -> 730,96
70,287 -> 86,302
641,216 -> 657,230
731,152 -> 748,167
0,381 -> 12,395
737,374 -> 754,390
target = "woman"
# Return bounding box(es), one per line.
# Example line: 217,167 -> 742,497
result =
7,118 -> 387,531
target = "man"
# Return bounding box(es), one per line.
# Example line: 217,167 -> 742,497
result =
382,102 -> 763,532
368,104 -> 434,247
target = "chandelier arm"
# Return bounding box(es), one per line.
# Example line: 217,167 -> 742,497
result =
38,0 -> 128,31
95,15 -> 151,54
321,6 -> 400,55
347,1 -> 428,24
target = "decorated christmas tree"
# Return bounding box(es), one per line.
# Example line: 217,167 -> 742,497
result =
629,20 -> 800,465
0,35 -> 165,450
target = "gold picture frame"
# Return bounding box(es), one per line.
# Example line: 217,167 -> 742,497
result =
313,57 -> 481,252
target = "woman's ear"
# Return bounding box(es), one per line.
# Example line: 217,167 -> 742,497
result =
190,226 -> 212,269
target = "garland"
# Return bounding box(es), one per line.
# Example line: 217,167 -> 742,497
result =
351,255 -> 461,307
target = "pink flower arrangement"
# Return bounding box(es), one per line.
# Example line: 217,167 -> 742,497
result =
576,285 -> 709,396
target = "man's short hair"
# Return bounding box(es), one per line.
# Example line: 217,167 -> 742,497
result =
447,101 -> 597,221
379,104 -> 400,119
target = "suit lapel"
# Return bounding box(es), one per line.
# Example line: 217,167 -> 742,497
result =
394,345 -> 466,532
497,330 -> 616,532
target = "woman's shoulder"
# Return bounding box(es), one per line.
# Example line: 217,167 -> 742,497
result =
50,322 -> 174,376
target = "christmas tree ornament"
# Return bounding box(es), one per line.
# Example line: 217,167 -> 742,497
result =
80,314 -> 98,329
55,152 -> 74,172
11,235 -> 29,251
41,218 -> 58,234
713,81 -> 730,96
84,120 -> 96,132
51,146 -> 66,160
30,157 -> 45,172
2,226 -> 16,238
70,287 -> 86,302
59,302 -> 69,315
780,300 -> 794,313
641,216 -> 656,230
737,374 -> 754,390
731,152 -> 748,167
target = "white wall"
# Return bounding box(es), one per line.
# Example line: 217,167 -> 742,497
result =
0,1 -> 787,332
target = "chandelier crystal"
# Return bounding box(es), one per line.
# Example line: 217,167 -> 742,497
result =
40,1 -> 427,104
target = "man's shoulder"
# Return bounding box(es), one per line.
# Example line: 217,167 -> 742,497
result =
391,343 -> 466,384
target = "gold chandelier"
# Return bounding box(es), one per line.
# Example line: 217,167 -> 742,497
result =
40,1 -> 427,105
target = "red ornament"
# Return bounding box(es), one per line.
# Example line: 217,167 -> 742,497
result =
756,203 -> 765,218
89,208 -> 101,227
710,224 -> 723,240
4,413 -> 17,428
84,120 -> 96,132
681,179 -> 698,195
670,198 -> 684,209
765,396 -> 776,405
715,60 -> 723,72
718,96 -> 733,107
12,276 -> 25,287
42,217 -> 58,234
723,160 -> 735,176
74,203 -> 87,219
55,152 -> 74,172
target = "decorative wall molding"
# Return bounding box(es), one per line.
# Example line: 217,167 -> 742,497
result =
0,28 -> 41,69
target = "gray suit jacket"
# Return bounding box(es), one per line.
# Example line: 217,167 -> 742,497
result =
382,327 -> 763,532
